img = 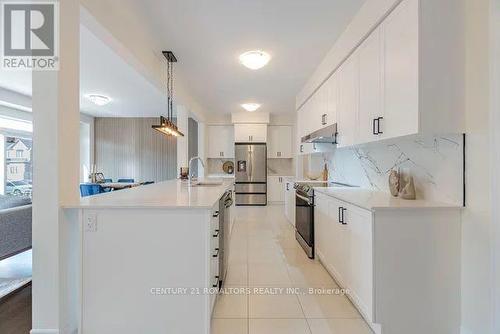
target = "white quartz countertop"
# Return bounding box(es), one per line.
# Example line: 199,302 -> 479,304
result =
313,187 -> 462,211
66,179 -> 234,209
207,173 -> 235,179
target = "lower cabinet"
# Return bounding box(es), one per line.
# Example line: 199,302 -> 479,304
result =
284,180 -> 295,226
209,204 -> 220,314
268,176 -> 286,203
315,194 -> 373,322
314,191 -> 462,334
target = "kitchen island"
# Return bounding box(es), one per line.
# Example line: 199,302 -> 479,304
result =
63,179 -> 234,334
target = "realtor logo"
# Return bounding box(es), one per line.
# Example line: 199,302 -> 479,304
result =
1,1 -> 59,70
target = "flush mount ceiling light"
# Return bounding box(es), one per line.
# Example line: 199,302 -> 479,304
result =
152,51 -> 184,137
241,103 -> 261,112
239,50 -> 271,70
86,94 -> 111,106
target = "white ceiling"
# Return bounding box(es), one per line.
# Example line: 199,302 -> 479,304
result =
0,25 -> 168,118
135,0 -> 366,114
0,1 -> 366,117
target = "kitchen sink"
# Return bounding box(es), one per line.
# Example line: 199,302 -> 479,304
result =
190,181 -> 223,187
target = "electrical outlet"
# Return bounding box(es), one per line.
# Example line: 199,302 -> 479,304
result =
85,213 -> 97,232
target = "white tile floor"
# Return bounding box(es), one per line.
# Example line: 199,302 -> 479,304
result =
212,205 -> 373,334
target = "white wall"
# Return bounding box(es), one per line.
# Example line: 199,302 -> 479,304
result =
461,0 -> 493,333
490,0 -> 500,331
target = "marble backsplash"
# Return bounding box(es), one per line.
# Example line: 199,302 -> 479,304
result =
206,158 -> 234,176
307,135 -> 464,205
268,158 -> 294,176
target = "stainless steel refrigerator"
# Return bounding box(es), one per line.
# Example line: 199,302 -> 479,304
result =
235,143 -> 267,206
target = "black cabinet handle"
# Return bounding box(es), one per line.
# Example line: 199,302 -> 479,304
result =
338,207 -> 347,224
322,114 -> 327,125
341,207 -> 347,225
373,118 -> 378,135
213,248 -> 220,258
300,145 -> 303,153
212,276 -> 219,288
213,229 -> 220,237
286,183 -> 289,191
213,211 -> 219,217
377,117 -> 383,134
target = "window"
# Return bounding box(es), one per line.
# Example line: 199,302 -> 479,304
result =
9,166 -> 18,174
16,149 -> 23,158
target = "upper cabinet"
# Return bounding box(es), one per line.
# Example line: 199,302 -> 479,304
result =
268,126 -> 292,158
234,123 -> 267,143
207,125 -> 234,159
337,54 -> 359,148
357,26 -> 383,144
380,0 -> 419,140
296,0 -> 464,149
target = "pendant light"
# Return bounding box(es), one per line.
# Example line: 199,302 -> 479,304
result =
152,51 -> 184,137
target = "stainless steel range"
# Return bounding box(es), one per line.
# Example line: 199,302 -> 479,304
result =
294,182 -> 353,259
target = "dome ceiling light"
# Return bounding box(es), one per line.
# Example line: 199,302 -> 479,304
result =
239,50 -> 271,70
241,103 -> 261,112
86,94 -> 111,106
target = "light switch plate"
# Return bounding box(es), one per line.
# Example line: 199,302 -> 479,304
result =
84,213 -> 97,232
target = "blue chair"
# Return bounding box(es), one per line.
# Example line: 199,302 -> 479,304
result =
117,178 -> 134,183
80,184 -> 105,197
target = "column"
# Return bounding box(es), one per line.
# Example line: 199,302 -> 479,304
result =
31,0 -> 80,332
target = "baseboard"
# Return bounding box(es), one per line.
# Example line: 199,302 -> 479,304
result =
30,329 -> 59,334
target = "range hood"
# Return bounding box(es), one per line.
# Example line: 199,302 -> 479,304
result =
301,123 -> 338,144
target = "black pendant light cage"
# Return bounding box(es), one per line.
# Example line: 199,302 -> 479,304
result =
152,51 -> 184,137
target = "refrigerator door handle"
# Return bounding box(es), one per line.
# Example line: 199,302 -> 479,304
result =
248,149 -> 253,182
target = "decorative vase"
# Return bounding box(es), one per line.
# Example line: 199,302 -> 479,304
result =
399,174 -> 416,200
388,169 -> 400,197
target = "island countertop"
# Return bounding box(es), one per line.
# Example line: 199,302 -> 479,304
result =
65,179 -> 234,209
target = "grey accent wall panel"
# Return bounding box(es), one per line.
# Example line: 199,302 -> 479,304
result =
95,118 -> 177,183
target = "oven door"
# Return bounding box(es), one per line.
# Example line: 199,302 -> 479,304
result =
295,191 -> 314,258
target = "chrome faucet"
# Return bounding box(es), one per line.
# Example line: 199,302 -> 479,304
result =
188,156 -> 205,186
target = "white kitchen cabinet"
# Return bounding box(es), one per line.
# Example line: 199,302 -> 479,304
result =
268,176 -> 285,203
337,54 -> 359,148
380,0 -> 419,140
207,125 -> 234,158
284,179 -> 295,226
357,26 -> 383,144
325,72 -> 339,127
268,126 -> 293,158
314,190 -> 461,334
234,123 -> 267,143
296,0 -> 464,149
